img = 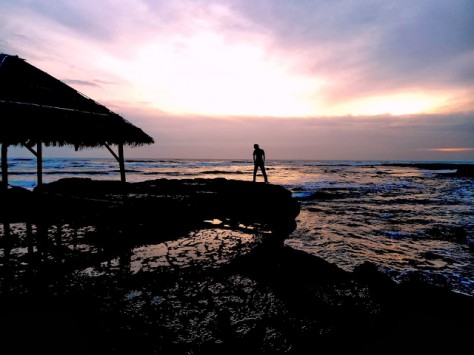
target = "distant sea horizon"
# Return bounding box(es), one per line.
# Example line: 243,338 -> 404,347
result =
7,155 -> 474,162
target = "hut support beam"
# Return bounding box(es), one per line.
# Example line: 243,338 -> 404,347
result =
104,143 -> 126,183
37,141 -> 43,186
24,144 -> 37,157
24,141 -> 43,187
1,143 -> 8,189
118,143 -> 126,183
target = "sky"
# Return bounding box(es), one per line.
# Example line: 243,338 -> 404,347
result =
1,0 -> 473,161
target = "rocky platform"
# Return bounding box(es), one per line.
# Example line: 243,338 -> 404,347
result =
0,178 -> 472,354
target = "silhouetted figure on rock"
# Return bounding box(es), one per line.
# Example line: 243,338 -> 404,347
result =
253,144 -> 268,183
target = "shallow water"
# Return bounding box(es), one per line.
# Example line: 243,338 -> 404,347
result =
4,158 -> 474,295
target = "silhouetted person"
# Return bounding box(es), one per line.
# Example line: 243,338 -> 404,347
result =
253,144 -> 268,183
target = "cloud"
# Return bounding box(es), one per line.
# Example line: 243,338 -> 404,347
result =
229,0 -> 474,105
62,79 -> 101,88
2,0 -> 472,116
1,0 -> 473,161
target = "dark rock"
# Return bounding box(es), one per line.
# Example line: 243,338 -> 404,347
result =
455,165 -> 474,177
425,225 -> 468,244
0,185 -> 34,222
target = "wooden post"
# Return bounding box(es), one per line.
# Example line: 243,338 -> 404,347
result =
1,143 -> 8,189
37,140 -> 43,187
2,144 -> 11,255
104,143 -> 127,183
118,142 -> 126,183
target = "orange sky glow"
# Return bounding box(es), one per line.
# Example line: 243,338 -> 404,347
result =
427,148 -> 474,152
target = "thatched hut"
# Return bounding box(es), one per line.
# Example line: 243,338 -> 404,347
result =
0,53 -> 154,187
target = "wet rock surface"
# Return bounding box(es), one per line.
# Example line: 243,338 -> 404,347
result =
0,178 -> 473,354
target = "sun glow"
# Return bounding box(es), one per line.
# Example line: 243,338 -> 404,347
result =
92,25 -> 456,118
97,39 -> 450,117
331,92 -> 448,116
98,32 -> 320,117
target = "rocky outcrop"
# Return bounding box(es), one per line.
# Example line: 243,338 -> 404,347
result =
455,165 -> 474,177
2,177 -> 299,244
30,178 -> 300,245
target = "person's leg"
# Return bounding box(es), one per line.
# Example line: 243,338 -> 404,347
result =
253,164 -> 258,182
261,165 -> 268,183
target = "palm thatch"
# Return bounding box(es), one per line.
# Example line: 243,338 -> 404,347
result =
0,53 -> 154,186
0,53 -> 154,148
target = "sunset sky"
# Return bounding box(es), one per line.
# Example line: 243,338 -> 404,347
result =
1,0 -> 473,161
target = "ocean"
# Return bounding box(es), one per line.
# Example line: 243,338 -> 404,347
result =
5,157 -> 474,296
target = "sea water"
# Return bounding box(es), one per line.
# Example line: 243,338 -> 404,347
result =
4,157 -> 474,295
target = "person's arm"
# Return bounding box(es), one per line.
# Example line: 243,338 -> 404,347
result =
263,150 -> 265,163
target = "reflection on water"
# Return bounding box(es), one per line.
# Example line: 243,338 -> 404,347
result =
282,164 -> 473,296
0,221 -> 265,298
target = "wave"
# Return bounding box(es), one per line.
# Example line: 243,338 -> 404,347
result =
201,170 -> 245,175
126,159 -> 183,164
7,171 -> 36,175
143,171 -> 199,176
44,170 -> 111,175
110,169 -> 142,173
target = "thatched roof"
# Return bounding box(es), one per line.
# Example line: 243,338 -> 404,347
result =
0,53 -> 154,148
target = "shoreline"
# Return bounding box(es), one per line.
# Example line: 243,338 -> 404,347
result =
0,177 -> 472,354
